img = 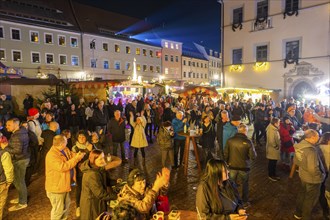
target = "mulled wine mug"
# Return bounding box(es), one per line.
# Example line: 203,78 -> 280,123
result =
168,210 -> 181,220
153,211 -> 165,220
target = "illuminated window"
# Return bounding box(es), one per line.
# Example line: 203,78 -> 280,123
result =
257,0 -> 268,19
104,60 -> 109,69
115,44 -> 120,53
233,7 -> 243,24
30,31 -> 39,43
150,66 -> 154,72
0,49 -> 5,61
165,68 -> 169,74
232,48 -> 242,64
31,52 -> 40,63
286,40 -> 299,60
156,51 -> 161,57
59,55 -> 67,65
165,55 -> 168,61
71,56 -> 79,66
103,43 -> 108,51
58,35 -> 66,46
170,43 -> 174,49
126,62 -> 131,70
114,61 -> 121,70
71,37 -> 78,47
13,50 -> 21,62
45,34 -> 53,44
46,53 -> 54,64
170,55 -> 173,62
285,0 -> 299,11
256,45 -> 268,62
175,44 -> 179,49
136,64 -> 141,71
143,64 -> 147,72
91,59 -> 96,68
164,42 -> 168,48
150,50 -> 153,57
11,28 -> 20,40
136,48 -> 140,55
156,66 -> 160,73
0,27 -> 3,38
143,49 -> 147,56
126,46 -> 131,54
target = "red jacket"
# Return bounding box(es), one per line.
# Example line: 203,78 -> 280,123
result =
279,122 -> 295,153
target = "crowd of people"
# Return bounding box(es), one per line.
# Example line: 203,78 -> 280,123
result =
0,91 -> 329,219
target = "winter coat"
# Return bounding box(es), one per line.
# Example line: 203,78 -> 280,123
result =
319,143 -> 330,191
196,180 -> 243,219
224,133 -> 257,171
265,123 -> 281,160
157,126 -> 173,150
117,184 -> 158,219
201,123 -> 215,149
6,127 -> 30,161
163,108 -> 173,122
108,117 -> 126,143
41,130 -> 56,154
92,107 -> 109,127
28,119 -> 43,145
172,118 -> 186,141
279,122 -> 295,153
222,122 -> 237,148
294,140 -> 326,184
130,116 -> 148,148
80,160 -> 117,220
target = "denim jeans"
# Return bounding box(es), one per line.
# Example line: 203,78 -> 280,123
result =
173,139 -> 185,167
295,180 -> 321,220
229,170 -> 249,203
13,158 -> 30,204
47,191 -> 71,220
113,142 -> 126,159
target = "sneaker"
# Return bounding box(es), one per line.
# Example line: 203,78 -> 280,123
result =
76,207 -> 80,217
9,198 -> 19,204
8,204 -> 27,212
293,214 -> 302,219
268,176 -> 279,182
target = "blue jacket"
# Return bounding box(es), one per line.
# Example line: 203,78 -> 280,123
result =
172,118 -> 186,140
222,122 -> 237,148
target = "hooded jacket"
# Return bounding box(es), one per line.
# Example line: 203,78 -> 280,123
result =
294,140 -> 326,184
222,122 -> 238,148
79,160 -> 117,220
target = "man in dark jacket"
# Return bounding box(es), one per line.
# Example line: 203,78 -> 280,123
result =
215,109 -> 229,159
1,118 -> 30,211
294,129 -> 326,220
254,104 -> 266,146
108,110 -> 127,163
92,101 -> 109,134
224,123 -> 257,207
23,94 -> 34,116
0,94 -> 13,124
40,122 -> 58,172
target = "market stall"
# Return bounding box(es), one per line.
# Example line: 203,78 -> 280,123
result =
216,87 -> 279,102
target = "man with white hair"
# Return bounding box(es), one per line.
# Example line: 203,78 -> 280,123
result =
172,111 -> 187,169
224,123 -> 257,208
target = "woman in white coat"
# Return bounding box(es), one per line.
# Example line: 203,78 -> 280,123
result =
130,111 -> 148,165
266,117 -> 281,182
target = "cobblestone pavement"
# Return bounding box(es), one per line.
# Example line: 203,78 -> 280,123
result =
4,126 -> 325,220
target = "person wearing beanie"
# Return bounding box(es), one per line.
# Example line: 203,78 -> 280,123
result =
27,108 -> 43,146
284,105 -> 301,130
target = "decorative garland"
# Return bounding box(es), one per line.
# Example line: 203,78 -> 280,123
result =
284,58 -> 299,68
283,9 -> 299,19
254,16 -> 268,27
232,23 -> 243,32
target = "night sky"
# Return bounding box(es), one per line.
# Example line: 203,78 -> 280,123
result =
74,0 -> 221,52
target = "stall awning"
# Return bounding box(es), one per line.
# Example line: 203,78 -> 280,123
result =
174,85 -> 218,97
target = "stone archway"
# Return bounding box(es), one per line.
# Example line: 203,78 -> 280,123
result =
292,80 -> 317,100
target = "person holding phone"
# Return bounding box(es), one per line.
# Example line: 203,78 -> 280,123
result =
196,159 -> 248,219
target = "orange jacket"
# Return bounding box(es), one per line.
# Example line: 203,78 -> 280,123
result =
45,146 -> 79,193
303,111 -> 319,124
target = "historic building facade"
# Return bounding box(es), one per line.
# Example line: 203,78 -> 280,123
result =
222,0 -> 329,100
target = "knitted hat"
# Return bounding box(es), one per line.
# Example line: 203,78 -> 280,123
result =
28,108 -> 39,117
231,115 -> 241,122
